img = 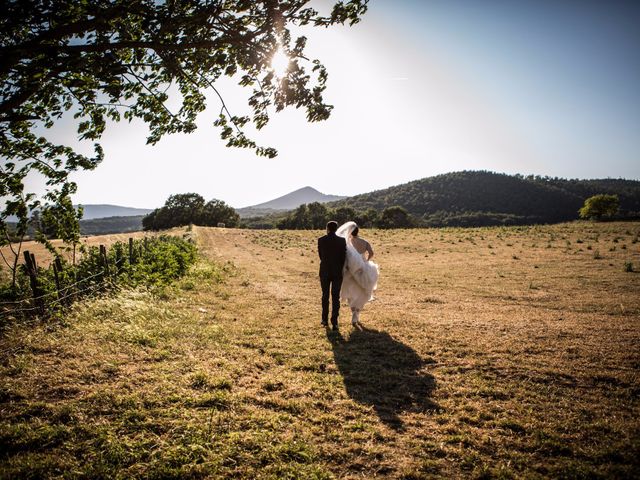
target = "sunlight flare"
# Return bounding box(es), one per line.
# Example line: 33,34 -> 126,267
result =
270,47 -> 290,78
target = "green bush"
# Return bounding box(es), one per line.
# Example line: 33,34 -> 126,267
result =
579,194 -> 620,220
0,236 -> 197,320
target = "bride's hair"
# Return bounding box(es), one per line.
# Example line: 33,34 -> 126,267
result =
336,221 -> 358,239
352,226 -> 359,237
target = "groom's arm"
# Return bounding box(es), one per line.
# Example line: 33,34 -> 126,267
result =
339,238 -> 347,268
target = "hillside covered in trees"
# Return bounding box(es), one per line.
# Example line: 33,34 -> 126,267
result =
79,215 -> 144,236
330,171 -> 640,227
244,171 -> 640,229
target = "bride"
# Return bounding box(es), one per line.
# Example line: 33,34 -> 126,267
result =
336,221 -> 379,326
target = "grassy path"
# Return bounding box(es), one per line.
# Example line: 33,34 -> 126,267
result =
1,223 -> 639,479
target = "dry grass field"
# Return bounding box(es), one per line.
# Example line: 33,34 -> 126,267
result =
1,231 -> 153,271
1,222 -> 639,479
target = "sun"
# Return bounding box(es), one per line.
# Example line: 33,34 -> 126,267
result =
270,47 -> 290,78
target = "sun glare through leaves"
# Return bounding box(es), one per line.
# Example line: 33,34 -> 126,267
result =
270,47 -> 290,78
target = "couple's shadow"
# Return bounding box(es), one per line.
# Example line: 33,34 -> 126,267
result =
327,325 -> 439,430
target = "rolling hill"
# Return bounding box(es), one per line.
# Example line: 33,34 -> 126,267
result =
78,204 -> 153,220
16,173 -> 637,234
6,204 -> 152,223
329,171 -> 640,226
236,186 -> 345,218
79,215 -> 145,235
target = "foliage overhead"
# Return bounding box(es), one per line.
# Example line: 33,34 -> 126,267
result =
0,0 -> 368,245
143,193 -> 239,230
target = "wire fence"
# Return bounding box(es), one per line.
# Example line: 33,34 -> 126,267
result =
1,235 -> 197,324
0,242 -> 133,322
0,269 -> 115,321
0,269 -> 107,307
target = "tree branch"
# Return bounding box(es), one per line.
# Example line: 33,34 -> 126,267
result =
124,67 -> 179,122
0,114 -> 41,123
3,229 -> 18,258
1,39 -> 232,60
0,247 -> 13,271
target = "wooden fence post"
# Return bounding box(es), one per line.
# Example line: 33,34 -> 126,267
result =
99,245 -> 110,276
23,250 -> 45,316
52,259 -> 61,303
54,257 -> 66,306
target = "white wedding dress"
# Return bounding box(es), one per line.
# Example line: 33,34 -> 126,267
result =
336,222 -> 379,317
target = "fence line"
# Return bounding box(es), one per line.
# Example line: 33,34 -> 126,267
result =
0,269 -> 109,307
48,277 -> 117,307
0,304 -> 41,319
0,239 -> 138,321
0,297 -> 32,307
0,275 -> 116,321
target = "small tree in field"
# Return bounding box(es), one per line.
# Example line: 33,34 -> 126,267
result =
37,196 -> 84,265
579,194 -> 619,220
200,200 -> 240,228
377,206 -> 412,229
143,194 -> 238,230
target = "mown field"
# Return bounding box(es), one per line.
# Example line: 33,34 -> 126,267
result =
1,222 -> 639,479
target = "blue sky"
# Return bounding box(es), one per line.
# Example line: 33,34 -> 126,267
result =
399,0 -> 640,174
25,0 -> 640,208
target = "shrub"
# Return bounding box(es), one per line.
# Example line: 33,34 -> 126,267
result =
377,206 -> 413,229
0,236 -> 197,320
579,194 -> 619,220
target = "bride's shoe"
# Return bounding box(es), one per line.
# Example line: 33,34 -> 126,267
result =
351,310 -> 360,326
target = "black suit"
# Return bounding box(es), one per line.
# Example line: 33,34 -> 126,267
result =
318,232 -> 347,325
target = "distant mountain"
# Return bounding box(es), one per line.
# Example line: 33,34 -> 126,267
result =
330,171 -> 640,226
80,215 -> 144,235
5,204 -> 153,223
237,187 -> 346,218
77,204 -> 153,220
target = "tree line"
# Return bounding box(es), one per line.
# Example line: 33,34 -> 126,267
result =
241,192 -> 626,230
272,203 -> 414,229
140,195 -> 416,231
329,171 -> 640,226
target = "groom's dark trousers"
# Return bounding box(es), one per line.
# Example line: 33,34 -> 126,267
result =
318,232 -> 347,326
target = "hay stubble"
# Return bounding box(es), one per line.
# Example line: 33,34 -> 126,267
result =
1,222 -> 638,478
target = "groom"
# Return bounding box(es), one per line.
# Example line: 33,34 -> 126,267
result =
318,221 -> 347,330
